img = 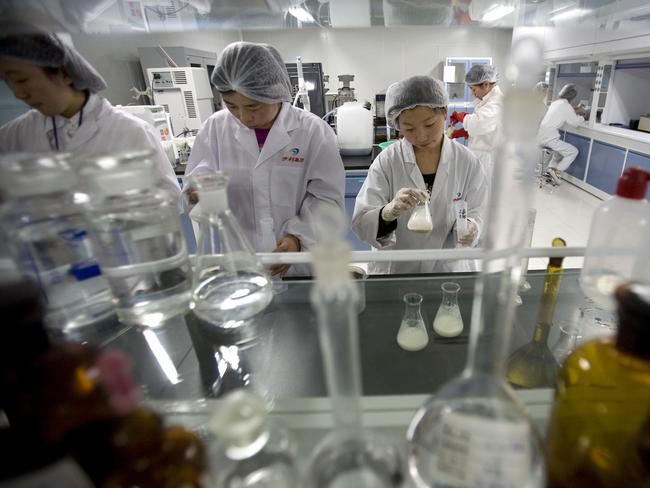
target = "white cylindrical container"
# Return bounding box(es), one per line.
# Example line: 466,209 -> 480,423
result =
336,102 -> 373,156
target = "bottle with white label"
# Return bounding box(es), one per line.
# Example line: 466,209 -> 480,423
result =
397,293 -> 429,351
432,282 -> 464,338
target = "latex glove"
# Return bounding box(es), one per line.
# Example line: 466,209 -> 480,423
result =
270,234 -> 301,277
185,185 -> 199,205
457,219 -> 478,246
450,111 -> 468,125
450,128 -> 469,139
381,188 -> 429,222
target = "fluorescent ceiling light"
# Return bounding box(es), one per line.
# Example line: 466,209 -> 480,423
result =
482,4 -> 515,22
551,8 -> 589,21
288,6 -> 315,23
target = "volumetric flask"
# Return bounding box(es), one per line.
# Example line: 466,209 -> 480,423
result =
191,173 -> 273,324
77,151 -> 192,327
0,153 -> 113,330
397,293 -> 429,351
432,282 -> 464,338
407,195 -> 432,233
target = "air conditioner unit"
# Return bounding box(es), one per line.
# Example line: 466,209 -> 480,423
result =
147,67 -> 214,136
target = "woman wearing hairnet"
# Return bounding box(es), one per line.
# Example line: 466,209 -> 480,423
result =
0,29 -> 181,199
537,83 -> 586,186
449,64 -> 503,180
352,76 -> 487,274
184,42 -> 344,277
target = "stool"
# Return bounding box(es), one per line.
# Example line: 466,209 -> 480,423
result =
537,147 -> 554,188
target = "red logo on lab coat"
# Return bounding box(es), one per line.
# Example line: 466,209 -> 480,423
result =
281,156 -> 305,163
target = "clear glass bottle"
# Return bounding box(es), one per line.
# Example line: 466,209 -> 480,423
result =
397,293 -> 429,351
77,151 -> 191,327
306,207 -> 403,488
259,217 -> 287,294
208,389 -> 299,488
0,153 -> 113,330
432,282 -> 464,338
407,36 -> 545,488
407,195 -> 433,233
190,173 -> 273,324
550,318 -> 582,367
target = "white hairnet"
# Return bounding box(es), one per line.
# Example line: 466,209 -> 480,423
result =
465,64 -> 498,85
212,42 -> 292,104
385,76 -> 448,130
535,81 -> 549,94
0,31 -> 106,93
558,83 -> 578,101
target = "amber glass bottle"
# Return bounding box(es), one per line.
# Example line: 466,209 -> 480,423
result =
546,283 -> 650,487
506,237 -> 566,388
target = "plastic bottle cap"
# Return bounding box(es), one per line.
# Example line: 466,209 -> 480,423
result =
616,167 -> 650,199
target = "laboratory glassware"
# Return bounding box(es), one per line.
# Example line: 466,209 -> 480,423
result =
258,217 -> 288,294
208,389 -> 299,488
397,293 -> 429,351
306,206 -> 403,488
407,194 -> 432,233
407,36 -> 545,488
580,167 -> 650,311
506,237 -> 566,388
546,283 -> 650,487
0,153 -> 113,330
77,151 -> 192,327
550,319 -> 582,366
190,173 -> 273,324
432,282 -> 464,338
454,199 -> 468,245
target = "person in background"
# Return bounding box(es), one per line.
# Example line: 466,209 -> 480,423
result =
535,81 -> 550,111
448,64 -> 504,181
0,28 -> 181,200
352,76 -> 487,274
537,83 -> 586,186
184,41 -> 344,277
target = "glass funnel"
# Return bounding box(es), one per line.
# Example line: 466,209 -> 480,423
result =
190,173 -> 273,324
397,293 -> 429,351
432,282 -> 464,338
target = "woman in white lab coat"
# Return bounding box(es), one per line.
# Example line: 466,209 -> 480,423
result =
352,76 -> 487,275
184,42 -> 345,276
0,30 -> 181,199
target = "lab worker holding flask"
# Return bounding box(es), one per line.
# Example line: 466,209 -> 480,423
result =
352,76 -> 487,274
184,41 -> 345,277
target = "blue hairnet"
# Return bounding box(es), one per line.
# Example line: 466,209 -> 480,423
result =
558,83 -> 578,101
385,76 -> 448,130
212,42 -> 292,104
0,31 -> 106,93
465,64 -> 498,85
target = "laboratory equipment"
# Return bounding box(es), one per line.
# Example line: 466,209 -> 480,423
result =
336,74 -> 356,105
580,167 -> 650,311
77,151 -> 192,328
453,199 -> 468,245
546,283 -> 650,487
407,37 -> 545,488
285,61 -> 326,117
292,56 -> 311,113
148,67 -> 214,136
407,196 -> 433,233
397,293 -> 429,351
117,104 -> 174,142
208,389 -> 299,488
551,319 -> 582,366
191,173 -> 273,324
349,265 -> 367,314
0,153 -> 113,330
432,282 -> 464,338
306,207 -> 403,488
506,237 -> 566,388
336,102 -> 373,156
259,217 -> 288,294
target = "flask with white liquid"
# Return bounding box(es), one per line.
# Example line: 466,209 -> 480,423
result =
397,293 -> 429,351
407,194 -> 433,233
432,282 -> 464,338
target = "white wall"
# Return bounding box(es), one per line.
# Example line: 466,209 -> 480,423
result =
241,27 -> 513,104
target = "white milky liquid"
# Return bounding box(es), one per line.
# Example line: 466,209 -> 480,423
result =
433,311 -> 464,338
397,321 -> 429,351
407,215 -> 433,233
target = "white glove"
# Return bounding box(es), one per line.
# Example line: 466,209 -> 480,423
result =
457,219 -> 478,246
381,188 -> 429,222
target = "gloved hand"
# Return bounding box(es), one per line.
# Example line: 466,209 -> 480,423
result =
270,234 -> 301,277
381,188 -> 429,222
450,111 -> 468,125
457,219 -> 478,246
450,128 -> 469,139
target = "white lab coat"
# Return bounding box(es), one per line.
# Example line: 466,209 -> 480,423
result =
463,85 -> 504,176
352,136 -> 487,275
537,98 -> 585,144
0,94 -> 181,200
184,102 -> 345,263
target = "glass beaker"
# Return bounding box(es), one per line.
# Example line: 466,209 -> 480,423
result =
397,293 -> 429,351
551,319 -> 583,366
432,282 -> 464,338
77,151 -> 192,328
0,153 -> 114,330
259,217 -> 288,294
407,195 -> 432,233
190,173 -> 273,324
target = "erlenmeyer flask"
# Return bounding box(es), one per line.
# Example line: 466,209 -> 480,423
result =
407,195 -> 432,233
432,282 -> 464,338
190,173 -> 273,324
397,293 -> 429,351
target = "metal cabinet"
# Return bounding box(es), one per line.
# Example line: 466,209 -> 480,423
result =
586,140 -> 626,194
563,133 -> 591,181
344,172 -> 371,250
625,150 -> 650,199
